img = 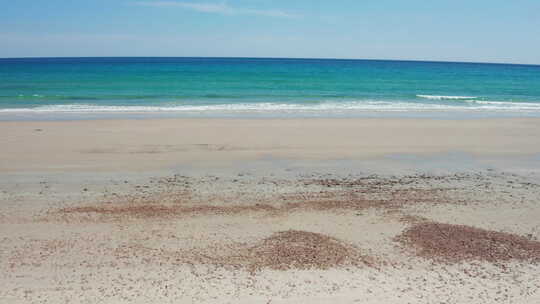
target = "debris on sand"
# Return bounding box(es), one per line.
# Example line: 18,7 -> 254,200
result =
56,203 -> 276,221
242,230 -> 371,271
109,230 -> 373,273
396,222 -> 540,263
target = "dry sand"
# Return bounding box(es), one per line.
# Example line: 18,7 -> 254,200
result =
1,118 -> 540,303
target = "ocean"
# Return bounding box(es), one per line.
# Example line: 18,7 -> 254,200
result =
1,57 -> 540,119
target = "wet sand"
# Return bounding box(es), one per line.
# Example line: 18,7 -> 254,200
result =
1,118 -> 540,303
1,118 -> 540,172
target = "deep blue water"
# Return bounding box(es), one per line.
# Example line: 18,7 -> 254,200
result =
1,57 -> 540,118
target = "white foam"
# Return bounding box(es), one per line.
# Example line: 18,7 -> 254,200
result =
2,100 -> 540,114
16,94 -> 45,98
417,95 -> 477,100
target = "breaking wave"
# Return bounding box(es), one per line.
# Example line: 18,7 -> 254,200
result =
416,95 -> 478,100
2,100 -> 540,114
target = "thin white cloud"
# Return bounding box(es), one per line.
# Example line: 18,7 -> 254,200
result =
136,1 -> 299,18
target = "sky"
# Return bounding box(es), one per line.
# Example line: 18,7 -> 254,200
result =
1,0 -> 539,64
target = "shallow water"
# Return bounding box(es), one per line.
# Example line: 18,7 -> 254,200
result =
1,57 -> 540,119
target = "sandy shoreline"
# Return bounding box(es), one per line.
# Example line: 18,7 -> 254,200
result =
1,118 -> 540,303
1,118 -> 540,172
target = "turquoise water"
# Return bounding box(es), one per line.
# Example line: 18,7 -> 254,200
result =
1,57 -> 540,118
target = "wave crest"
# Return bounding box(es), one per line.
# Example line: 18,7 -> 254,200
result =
416,95 -> 477,100
2,100 -> 540,114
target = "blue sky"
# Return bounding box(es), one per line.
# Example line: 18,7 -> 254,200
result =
1,0 -> 539,64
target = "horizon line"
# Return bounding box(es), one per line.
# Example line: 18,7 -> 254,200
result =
1,56 -> 539,67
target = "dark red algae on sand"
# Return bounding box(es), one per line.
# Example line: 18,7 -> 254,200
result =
397,222 -> 540,263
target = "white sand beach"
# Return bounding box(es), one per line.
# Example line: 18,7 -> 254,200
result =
1,118 -> 540,303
